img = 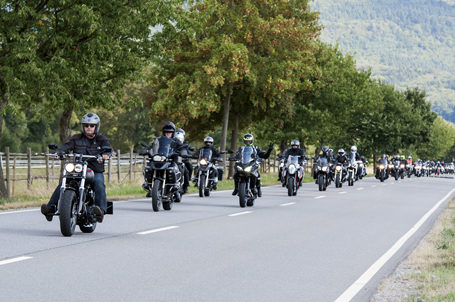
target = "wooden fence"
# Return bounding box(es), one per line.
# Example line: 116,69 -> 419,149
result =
1,147 -> 313,198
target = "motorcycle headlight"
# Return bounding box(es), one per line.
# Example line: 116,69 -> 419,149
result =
199,159 -> 208,166
336,166 -> 342,171
379,165 -> 385,169
153,155 -> 165,162
65,163 -> 75,173
317,166 -> 322,170
400,164 -> 404,168
236,165 -> 243,172
322,166 -> 328,172
244,166 -> 252,173
279,162 -> 284,168
74,164 -> 83,173
388,164 -> 393,169
288,164 -> 296,174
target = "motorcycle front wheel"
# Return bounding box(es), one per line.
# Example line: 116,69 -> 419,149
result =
318,174 -> 324,191
198,174 -> 206,198
59,190 -> 78,237
238,181 -> 247,208
152,179 -> 162,212
336,174 -> 341,188
287,177 -> 294,196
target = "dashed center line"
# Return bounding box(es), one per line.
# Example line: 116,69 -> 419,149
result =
137,226 -> 179,235
339,191 -> 347,194
228,211 -> 253,217
0,256 -> 32,266
371,185 -> 377,188
357,187 -> 364,191
280,202 -> 296,207
315,195 -> 326,199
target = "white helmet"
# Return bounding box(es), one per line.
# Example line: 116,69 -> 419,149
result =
351,145 -> 357,153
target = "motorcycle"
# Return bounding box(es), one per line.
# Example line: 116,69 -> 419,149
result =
334,162 -> 347,188
414,163 -> 422,177
314,156 -> 330,191
230,146 -> 264,207
375,159 -> 389,182
391,161 -> 401,180
282,155 -> 305,196
141,137 -> 184,212
406,163 -> 413,178
194,148 -> 224,197
47,144 -> 113,237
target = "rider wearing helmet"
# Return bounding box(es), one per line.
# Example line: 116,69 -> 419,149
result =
348,145 -> 361,161
192,136 -> 221,188
277,140 -> 307,181
232,133 -> 274,197
335,148 -> 348,164
175,128 -> 194,194
40,113 -> 112,223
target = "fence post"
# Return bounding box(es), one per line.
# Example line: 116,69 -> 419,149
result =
5,147 -> 10,198
108,157 -> 112,184
134,153 -> 138,181
12,155 -> 16,196
117,149 -> 121,183
129,147 -> 133,182
27,147 -> 32,189
45,147 -> 49,189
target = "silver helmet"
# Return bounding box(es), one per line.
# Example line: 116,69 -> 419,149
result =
81,113 -> 101,134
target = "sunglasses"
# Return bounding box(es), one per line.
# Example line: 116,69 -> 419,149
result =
84,124 -> 96,128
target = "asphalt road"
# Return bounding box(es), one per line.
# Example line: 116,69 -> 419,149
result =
0,176 -> 454,302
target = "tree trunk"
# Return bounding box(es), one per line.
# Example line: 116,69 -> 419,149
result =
219,88 -> 231,179
228,113 -> 239,178
0,73 -> 10,198
59,106 -> 74,144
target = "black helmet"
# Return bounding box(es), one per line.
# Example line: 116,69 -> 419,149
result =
162,121 -> 176,136
81,112 -> 101,135
243,133 -> 254,145
290,139 -> 300,147
175,128 -> 185,144
204,136 -> 214,146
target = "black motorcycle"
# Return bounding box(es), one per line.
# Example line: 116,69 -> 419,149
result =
230,146 -> 264,208
141,137 -> 184,212
47,144 -> 113,237
314,156 -> 330,191
194,148 -> 224,197
375,159 -> 389,182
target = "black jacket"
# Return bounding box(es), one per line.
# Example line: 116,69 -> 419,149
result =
58,133 -> 112,173
283,147 -> 306,163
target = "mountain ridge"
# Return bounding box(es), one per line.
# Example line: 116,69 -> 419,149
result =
312,0 -> 455,122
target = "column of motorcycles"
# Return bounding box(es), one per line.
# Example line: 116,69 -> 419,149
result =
375,158 -> 455,182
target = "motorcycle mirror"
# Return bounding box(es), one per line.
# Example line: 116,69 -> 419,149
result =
102,146 -> 112,153
141,142 -> 148,148
48,143 -> 58,150
189,146 -> 195,151
227,150 -> 234,154
220,150 -> 227,154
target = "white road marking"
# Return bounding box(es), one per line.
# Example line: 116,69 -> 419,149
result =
137,226 -> 179,235
371,185 -> 377,188
335,188 -> 455,302
0,256 -> 32,266
315,196 -> 326,199
357,187 -> 364,191
280,202 -> 296,207
339,192 -> 347,194
0,209 -> 38,215
228,211 -> 253,217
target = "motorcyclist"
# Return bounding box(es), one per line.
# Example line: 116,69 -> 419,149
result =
174,128 -> 194,194
334,148 -> 348,181
231,133 -> 273,197
313,145 -> 331,182
407,155 -> 413,166
40,113 -> 112,223
283,140 -> 306,164
376,154 -> 389,179
142,121 -> 184,196
193,136 -> 221,189
347,145 -> 361,161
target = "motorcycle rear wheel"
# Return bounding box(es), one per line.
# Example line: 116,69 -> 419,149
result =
59,190 -> 78,237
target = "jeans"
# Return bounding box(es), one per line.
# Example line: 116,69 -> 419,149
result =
48,172 -> 107,212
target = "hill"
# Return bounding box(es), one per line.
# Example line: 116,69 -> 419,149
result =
311,0 -> 455,122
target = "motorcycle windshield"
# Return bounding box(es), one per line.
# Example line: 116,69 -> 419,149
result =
287,155 -> 299,165
240,146 -> 255,165
150,136 -> 174,157
380,159 -> 388,165
199,148 -> 213,161
318,157 -> 328,167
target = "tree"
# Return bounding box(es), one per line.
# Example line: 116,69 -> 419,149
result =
148,0 -> 321,160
